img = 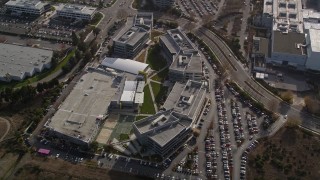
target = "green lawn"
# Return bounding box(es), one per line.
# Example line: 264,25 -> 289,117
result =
0,49 -> 75,90
151,67 -> 169,82
146,45 -> 167,71
140,85 -> 156,114
90,12 -> 103,26
119,133 -> 130,141
150,82 -> 168,107
135,115 -> 148,121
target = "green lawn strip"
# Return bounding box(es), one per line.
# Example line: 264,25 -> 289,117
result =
146,45 -> 167,71
150,81 -> 168,107
135,115 -> 148,121
119,133 -> 130,141
140,85 -> 156,114
151,67 -> 169,82
0,49 -> 76,90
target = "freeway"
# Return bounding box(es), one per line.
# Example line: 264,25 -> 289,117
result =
194,27 -> 320,134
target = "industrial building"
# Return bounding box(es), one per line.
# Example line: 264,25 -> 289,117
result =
55,4 -> 97,20
113,12 -> 153,58
252,0 -> 320,71
100,57 -> 149,75
5,0 -> 50,16
160,28 -> 203,81
152,0 -> 175,9
0,43 -> 53,82
45,70 -> 124,146
133,80 -> 206,157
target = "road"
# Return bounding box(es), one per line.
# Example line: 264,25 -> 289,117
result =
194,27 -> 320,134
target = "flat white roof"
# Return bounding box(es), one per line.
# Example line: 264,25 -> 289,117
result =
121,91 -> 135,102
101,58 -> 148,75
309,29 -> 320,52
55,4 -> 96,15
134,92 -> 144,104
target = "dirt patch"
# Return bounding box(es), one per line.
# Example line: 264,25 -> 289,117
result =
96,128 -> 112,144
11,155 -> 149,180
0,153 -> 20,178
0,120 -> 8,139
104,114 -> 118,129
247,127 -> 320,180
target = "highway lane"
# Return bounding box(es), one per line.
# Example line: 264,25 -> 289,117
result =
194,27 -> 320,133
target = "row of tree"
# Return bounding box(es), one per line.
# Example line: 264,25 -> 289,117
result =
0,78 -> 60,105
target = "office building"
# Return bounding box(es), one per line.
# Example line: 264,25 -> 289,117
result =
160,28 -> 203,81
133,80 -> 206,157
56,4 -> 96,20
305,29 -> 320,71
100,57 -> 149,75
0,43 -> 53,82
5,0 -> 50,16
113,13 -> 153,58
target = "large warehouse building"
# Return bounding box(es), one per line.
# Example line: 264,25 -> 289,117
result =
133,80 -> 206,157
45,70 -> 123,146
0,43 -> 53,82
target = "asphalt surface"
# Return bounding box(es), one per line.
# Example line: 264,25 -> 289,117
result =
194,27 -> 320,134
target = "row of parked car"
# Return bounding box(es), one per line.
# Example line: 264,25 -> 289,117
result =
215,84 -> 232,180
240,140 -> 259,180
230,100 -> 246,145
246,113 -> 259,135
205,129 -> 218,179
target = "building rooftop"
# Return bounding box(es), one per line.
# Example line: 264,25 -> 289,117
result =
253,36 -> 270,57
56,4 -> 96,15
5,0 -> 48,9
134,12 -> 153,31
302,9 -> 320,30
163,80 -> 206,120
45,71 -> 120,144
0,43 -> 53,78
170,53 -> 202,73
100,57 -> 149,75
114,21 -> 148,46
269,0 -> 303,33
308,29 -> 320,52
272,31 -> 305,55
160,28 -> 197,54
133,110 -> 192,147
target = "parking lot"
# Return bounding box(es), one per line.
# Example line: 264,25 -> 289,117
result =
178,0 -> 221,19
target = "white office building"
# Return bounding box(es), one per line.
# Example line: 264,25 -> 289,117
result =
5,0 -> 50,16
305,29 -> 320,71
56,4 -> 97,20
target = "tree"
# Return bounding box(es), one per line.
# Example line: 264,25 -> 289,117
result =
93,27 -> 101,37
281,91 -> 294,104
183,22 -> 196,33
75,49 -> 83,60
77,41 -> 88,52
36,83 -> 44,93
286,116 -> 302,128
98,0 -> 104,8
89,141 -> 99,152
268,99 -> 279,113
202,14 -> 214,25
117,9 -> 128,20
84,51 -> 93,63
71,31 -> 79,46
304,96 -> 320,114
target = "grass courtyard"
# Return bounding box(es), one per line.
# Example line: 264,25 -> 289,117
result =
150,82 -> 168,107
140,85 -> 156,114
